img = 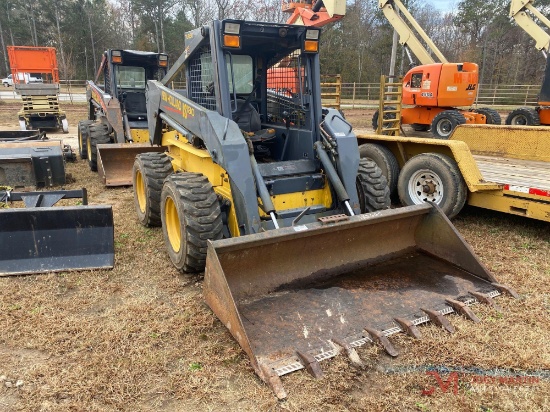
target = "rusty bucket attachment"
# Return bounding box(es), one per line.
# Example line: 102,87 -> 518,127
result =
204,204 -> 517,399
0,189 -> 114,276
97,143 -> 165,186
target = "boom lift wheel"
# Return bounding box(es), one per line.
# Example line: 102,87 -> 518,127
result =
87,122 -> 111,171
133,152 -> 173,227
77,120 -> 94,159
397,153 -> 467,218
431,110 -> 466,139
359,143 -> 400,198
160,173 -> 223,272
475,108 -> 501,125
372,106 -> 397,135
356,158 -> 391,212
505,107 -> 541,126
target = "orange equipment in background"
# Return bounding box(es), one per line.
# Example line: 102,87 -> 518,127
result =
7,46 -> 68,132
7,46 -> 59,84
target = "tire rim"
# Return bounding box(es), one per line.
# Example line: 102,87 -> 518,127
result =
510,114 -> 527,125
87,135 -> 92,160
436,118 -> 452,136
165,196 -> 181,253
135,170 -> 146,213
407,169 -> 444,204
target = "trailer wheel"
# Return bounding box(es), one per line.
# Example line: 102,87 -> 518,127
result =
87,122 -> 111,171
359,143 -> 400,198
133,152 -> 173,227
431,110 -> 466,139
475,108 -> 501,125
77,120 -> 94,159
505,107 -> 540,126
161,173 -> 223,272
372,106 -> 397,135
356,158 -> 391,212
398,153 -> 467,218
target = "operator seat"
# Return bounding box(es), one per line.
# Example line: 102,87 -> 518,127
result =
233,99 -> 275,142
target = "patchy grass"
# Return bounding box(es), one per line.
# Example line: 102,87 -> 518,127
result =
0,111 -> 548,411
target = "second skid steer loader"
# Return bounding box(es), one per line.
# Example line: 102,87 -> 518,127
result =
134,19 -> 517,398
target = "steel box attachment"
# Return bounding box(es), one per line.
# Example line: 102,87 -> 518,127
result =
0,140 -> 65,187
97,143 -> 165,186
204,204 -> 509,398
0,205 -> 114,276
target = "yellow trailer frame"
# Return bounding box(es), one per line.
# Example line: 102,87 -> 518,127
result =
357,124 -> 550,222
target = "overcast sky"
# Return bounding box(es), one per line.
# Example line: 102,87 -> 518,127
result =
428,0 -> 458,12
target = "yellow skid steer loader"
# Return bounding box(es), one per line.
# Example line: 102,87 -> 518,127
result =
134,19 -> 517,398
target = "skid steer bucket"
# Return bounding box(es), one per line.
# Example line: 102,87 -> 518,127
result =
0,189 -> 114,276
97,143 -> 165,186
204,204 -> 517,398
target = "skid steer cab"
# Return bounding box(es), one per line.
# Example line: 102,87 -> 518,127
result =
79,49 -> 168,186
133,19 -> 517,399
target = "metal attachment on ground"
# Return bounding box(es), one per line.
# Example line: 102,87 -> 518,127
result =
445,298 -> 481,323
259,363 -> 286,400
364,327 -> 399,357
318,214 -> 349,224
469,291 -> 503,312
63,144 -> 76,162
2,188 -> 88,207
295,350 -> 323,378
491,282 -> 520,299
331,337 -> 364,368
421,308 -> 455,333
394,317 -> 422,339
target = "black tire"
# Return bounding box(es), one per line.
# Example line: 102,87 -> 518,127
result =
431,110 -> 466,139
133,152 -> 173,227
358,143 -> 400,197
356,158 -> 391,213
411,123 -> 430,132
372,106 -> 397,135
77,120 -> 94,159
505,107 -> 540,126
476,107 -> 501,125
397,153 -> 467,219
87,122 -> 111,172
161,173 -> 223,272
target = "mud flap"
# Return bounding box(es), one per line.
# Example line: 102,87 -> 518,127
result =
97,143 -> 165,186
0,205 -> 114,276
203,204 -> 517,398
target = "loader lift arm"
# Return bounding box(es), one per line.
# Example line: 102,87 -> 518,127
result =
510,0 -> 550,56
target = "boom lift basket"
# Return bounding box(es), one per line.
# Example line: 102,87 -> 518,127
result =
0,189 -> 114,276
204,203 -> 515,398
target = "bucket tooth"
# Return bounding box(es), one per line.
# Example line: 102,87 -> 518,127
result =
394,317 -> 422,339
364,327 -> 399,357
469,291 -> 502,311
491,283 -> 520,299
421,308 -> 455,333
296,350 -> 323,378
445,299 -> 481,323
259,363 -> 287,400
331,337 -> 364,368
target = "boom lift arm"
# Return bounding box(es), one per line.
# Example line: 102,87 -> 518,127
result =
378,0 -> 448,65
282,0 -> 346,27
509,0 -> 550,57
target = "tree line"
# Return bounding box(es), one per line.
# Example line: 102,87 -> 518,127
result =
0,0 -> 549,86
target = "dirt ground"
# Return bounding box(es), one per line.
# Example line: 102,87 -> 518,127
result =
0,102 -> 549,411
